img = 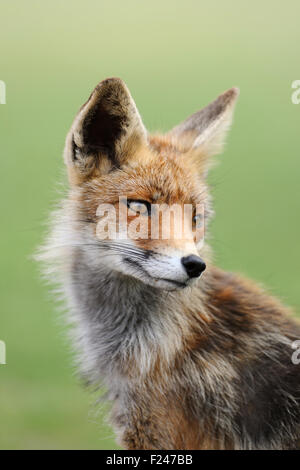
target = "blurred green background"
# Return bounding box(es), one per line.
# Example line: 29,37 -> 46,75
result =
0,0 -> 299,450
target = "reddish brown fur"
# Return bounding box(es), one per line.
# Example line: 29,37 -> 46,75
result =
41,78 -> 300,449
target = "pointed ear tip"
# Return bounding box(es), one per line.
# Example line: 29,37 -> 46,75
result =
222,86 -> 240,103
231,86 -> 240,98
97,76 -> 124,85
94,77 -> 127,93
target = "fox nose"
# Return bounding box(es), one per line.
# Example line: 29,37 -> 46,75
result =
181,255 -> 206,279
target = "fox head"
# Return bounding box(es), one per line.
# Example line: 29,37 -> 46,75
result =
64,78 -> 238,290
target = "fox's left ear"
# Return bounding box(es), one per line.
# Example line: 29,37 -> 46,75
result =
64,78 -> 147,184
168,87 -> 239,172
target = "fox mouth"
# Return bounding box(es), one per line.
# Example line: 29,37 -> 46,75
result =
123,257 -> 188,288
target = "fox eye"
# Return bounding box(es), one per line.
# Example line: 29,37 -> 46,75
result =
127,200 -> 150,215
193,214 -> 203,228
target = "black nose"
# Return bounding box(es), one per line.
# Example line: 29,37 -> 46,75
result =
181,255 -> 206,278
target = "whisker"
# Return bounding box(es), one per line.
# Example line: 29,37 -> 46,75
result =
43,239 -> 169,262
43,243 -> 149,262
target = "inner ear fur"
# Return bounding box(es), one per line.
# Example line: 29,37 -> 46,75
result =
168,87 -> 239,160
64,78 -> 147,181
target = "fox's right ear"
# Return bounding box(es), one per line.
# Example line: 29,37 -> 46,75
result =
168,87 -> 239,175
64,78 -> 147,184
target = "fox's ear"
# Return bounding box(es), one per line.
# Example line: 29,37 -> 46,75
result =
64,78 -> 147,183
168,87 -> 239,171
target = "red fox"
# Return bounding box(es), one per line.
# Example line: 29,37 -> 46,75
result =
39,78 -> 300,449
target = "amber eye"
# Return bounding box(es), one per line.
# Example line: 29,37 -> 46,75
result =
127,199 -> 151,216
193,214 -> 203,228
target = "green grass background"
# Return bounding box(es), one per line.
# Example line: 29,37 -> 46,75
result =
0,0 -> 299,449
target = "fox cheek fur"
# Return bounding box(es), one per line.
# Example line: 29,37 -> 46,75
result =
39,78 -> 300,449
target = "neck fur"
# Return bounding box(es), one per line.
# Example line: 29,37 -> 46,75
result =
67,250 -> 194,383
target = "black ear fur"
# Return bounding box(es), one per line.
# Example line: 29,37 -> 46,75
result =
67,78 -> 147,169
81,87 -> 129,159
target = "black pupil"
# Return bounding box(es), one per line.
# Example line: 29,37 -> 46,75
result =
127,199 -> 151,215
